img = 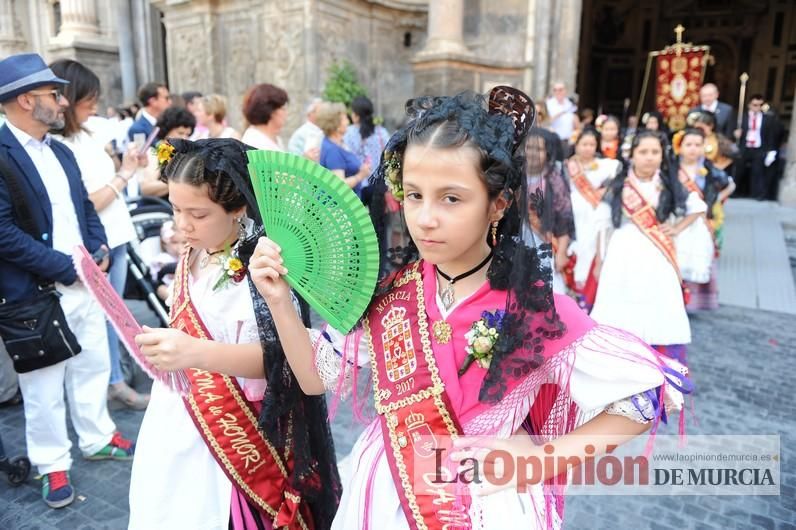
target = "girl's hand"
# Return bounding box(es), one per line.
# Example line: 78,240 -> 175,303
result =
135,326 -> 200,371
660,224 -> 679,237
450,435 -> 540,496
249,237 -> 291,305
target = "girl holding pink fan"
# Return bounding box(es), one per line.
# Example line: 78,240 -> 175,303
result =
130,139 -> 340,530
250,89 -> 691,530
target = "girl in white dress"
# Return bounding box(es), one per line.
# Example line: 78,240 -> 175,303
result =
130,139 -> 340,530
673,128 -> 735,311
249,89 -> 691,530
591,131 -> 706,365
566,129 -> 621,301
674,129 -> 717,285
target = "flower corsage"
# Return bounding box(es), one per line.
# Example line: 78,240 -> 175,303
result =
458,310 -> 505,376
212,248 -> 247,291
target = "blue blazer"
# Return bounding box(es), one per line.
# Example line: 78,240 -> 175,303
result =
126,115 -> 154,142
0,124 -> 107,303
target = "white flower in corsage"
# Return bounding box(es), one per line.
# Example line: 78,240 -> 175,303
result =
212,247 -> 247,291
458,310 -> 505,376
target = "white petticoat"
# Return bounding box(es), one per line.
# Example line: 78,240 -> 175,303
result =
676,217 -> 713,283
590,221 -> 691,345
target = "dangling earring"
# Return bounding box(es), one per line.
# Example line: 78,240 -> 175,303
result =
490,220 -> 499,247
236,217 -> 246,242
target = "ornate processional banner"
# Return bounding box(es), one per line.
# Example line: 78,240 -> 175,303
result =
654,46 -> 709,131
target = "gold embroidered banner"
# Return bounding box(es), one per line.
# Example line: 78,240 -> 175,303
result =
655,47 -> 709,131
635,26 -> 711,131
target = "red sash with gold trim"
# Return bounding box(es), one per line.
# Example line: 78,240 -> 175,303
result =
567,159 -> 604,208
677,169 -> 717,246
677,168 -> 704,199
622,179 -> 681,281
170,255 -> 312,530
364,263 -> 472,530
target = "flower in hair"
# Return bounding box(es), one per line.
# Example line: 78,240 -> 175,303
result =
157,141 -> 176,168
594,114 -> 608,131
383,151 -> 403,202
672,130 -> 685,155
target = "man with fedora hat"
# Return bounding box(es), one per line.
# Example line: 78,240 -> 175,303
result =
0,53 -> 135,509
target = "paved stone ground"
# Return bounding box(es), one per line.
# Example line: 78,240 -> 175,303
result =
1,300 -> 793,529
3,231 -> 796,530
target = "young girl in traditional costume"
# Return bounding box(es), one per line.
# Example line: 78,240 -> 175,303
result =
595,115 -> 621,160
250,89 -> 690,529
130,139 -> 340,530
673,128 -> 735,311
566,128 -> 621,307
524,128 -> 576,294
591,131 -> 706,366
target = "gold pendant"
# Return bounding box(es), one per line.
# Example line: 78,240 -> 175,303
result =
432,320 -> 452,344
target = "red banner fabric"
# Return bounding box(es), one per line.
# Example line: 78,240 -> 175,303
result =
654,48 -> 707,131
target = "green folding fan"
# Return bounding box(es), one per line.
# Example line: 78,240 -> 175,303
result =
247,150 -> 380,333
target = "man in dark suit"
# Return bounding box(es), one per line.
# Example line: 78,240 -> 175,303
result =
736,94 -> 783,200
0,53 -> 135,509
126,81 -> 171,142
691,83 -> 735,139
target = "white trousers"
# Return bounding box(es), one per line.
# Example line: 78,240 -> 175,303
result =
17,283 -> 116,475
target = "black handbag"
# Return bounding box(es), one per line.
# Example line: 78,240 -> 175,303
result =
0,154 -> 82,373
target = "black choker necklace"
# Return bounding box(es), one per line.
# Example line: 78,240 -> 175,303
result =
436,250 -> 493,310
199,239 -> 239,268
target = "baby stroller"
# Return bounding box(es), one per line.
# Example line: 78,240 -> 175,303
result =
125,196 -> 173,327
0,432 -> 30,486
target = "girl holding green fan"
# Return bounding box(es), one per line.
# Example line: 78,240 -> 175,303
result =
131,139 -> 340,530
250,88 -> 691,530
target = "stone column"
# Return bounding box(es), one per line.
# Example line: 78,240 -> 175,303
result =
115,0 -> 137,102
549,0 -> 582,97
58,0 -> 101,37
0,0 -> 15,39
0,0 -> 26,55
778,91 -> 796,205
417,0 -> 470,56
529,0 -> 553,98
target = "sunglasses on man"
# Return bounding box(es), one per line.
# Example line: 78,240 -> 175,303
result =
28,88 -> 64,101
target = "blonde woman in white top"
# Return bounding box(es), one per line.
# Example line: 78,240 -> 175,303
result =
195,94 -> 241,140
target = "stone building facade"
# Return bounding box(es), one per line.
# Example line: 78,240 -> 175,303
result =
2,0 -> 795,202
0,0 -> 581,130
